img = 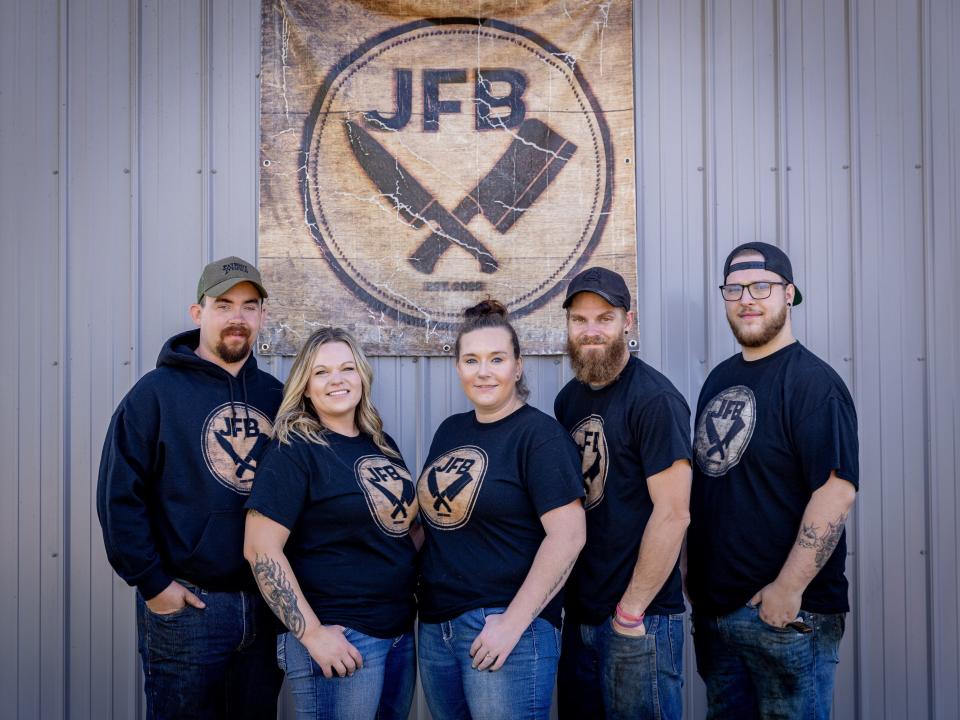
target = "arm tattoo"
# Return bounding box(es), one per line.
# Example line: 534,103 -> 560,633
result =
533,557 -> 577,621
252,553 -> 306,638
796,512 -> 848,570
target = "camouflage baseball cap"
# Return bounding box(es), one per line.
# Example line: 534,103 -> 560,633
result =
196,256 -> 268,302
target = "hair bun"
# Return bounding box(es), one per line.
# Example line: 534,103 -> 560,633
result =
463,298 -> 508,320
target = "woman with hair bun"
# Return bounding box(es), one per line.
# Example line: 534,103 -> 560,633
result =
243,327 -> 418,720
416,299 -> 587,720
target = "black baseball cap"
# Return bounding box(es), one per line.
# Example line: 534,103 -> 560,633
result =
197,256 -> 268,302
562,266 -> 631,310
723,242 -> 803,306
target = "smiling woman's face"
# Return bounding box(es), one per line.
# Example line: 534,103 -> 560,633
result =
305,341 -> 362,431
456,326 -> 523,422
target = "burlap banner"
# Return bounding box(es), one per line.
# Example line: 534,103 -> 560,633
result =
259,0 -> 637,355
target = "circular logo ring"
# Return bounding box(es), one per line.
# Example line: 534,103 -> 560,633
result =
299,17 -> 614,330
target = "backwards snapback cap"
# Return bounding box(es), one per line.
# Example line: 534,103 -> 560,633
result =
562,266 -> 631,310
197,256 -> 268,302
723,241 -> 803,306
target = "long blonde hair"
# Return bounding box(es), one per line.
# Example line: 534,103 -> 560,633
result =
273,327 -> 398,458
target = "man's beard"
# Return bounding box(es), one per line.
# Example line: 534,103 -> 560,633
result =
216,326 -> 252,364
728,303 -> 788,348
567,332 -> 628,385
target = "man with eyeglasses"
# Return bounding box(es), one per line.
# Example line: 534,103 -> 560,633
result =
687,242 -> 859,719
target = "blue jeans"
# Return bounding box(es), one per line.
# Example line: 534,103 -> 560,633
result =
557,613 -> 685,720
692,604 -> 845,720
278,627 -> 416,720
135,581 -> 283,720
418,607 -> 562,720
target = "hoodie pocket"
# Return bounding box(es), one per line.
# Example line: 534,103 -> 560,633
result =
182,511 -> 246,581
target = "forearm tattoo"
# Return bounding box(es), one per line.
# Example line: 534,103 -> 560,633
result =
796,512 -> 848,570
533,557 -> 577,621
252,553 -> 306,638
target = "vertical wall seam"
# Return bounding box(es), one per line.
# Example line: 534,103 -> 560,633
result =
919,0 -> 937,714
58,0 -> 70,715
844,0 -> 864,715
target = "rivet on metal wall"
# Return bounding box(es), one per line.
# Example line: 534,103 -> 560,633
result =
211,169 -> 217,174
628,339 -> 638,348
123,168 -> 130,174
260,343 -> 270,352
263,160 -> 271,167
442,344 -> 451,352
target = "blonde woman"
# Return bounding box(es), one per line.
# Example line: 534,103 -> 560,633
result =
244,327 -> 418,719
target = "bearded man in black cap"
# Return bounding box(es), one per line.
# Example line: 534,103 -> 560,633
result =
688,242 -> 859,719
555,266 -> 692,720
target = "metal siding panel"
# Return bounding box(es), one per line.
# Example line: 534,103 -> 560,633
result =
65,0 -> 140,717
138,0 -> 206,368
851,0 -> 928,717
637,0 -> 707,405
0,0 -> 64,716
925,0 -> 960,717
209,0 -> 259,258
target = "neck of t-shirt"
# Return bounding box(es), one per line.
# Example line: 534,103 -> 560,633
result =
587,351 -> 631,390
740,329 -> 797,362
738,338 -> 800,365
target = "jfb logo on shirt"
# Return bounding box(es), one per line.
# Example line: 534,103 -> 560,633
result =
355,456 -> 418,537
694,386 -> 757,477
201,403 -> 274,494
417,447 -> 488,530
570,415 -> 608,510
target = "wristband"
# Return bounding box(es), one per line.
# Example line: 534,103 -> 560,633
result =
615,604 -> 644,623
613,615 -> 645,629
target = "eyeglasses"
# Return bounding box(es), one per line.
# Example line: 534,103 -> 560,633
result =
719,281 -> 789,301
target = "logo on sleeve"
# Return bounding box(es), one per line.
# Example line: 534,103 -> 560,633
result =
570,415 -> 608,510
355,455 -> 418,537
417,447 -> 487,530
694,386 -> 756,477
201,403 -> 274,495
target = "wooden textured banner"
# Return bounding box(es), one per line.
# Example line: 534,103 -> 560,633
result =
259,0 -> 637,355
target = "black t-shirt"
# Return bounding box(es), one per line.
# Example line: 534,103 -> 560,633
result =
246,432 -> 417,638
687,342 -> 859,616
554,355 -> 692,623
416,404 -> 584,627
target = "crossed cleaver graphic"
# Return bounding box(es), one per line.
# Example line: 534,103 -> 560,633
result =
344,118 -> 577,274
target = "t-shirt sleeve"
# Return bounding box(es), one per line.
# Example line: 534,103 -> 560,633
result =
245,441 -> 310,530
523,430 -> 586,517
633,392 -> 693,479
793,395 -> 859,492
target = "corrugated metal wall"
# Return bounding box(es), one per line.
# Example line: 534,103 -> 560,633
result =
2,0 -> 958,717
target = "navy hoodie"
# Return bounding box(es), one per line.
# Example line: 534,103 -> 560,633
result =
97,329 -> 283,599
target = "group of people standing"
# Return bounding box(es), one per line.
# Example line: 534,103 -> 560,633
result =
97,242 -> 858,720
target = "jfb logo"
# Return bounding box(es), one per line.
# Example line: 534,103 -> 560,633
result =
417,446 -> 488,530
695,386 -> 757,477
571,415 -> 608,510
201,403 -> 273,494
355,456 -> 418,537
302,18 -> 613,329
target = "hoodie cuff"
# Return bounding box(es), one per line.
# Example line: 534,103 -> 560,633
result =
136,565 -> 174,601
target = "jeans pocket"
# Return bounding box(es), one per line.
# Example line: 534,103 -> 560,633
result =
144,602 -> 192,620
